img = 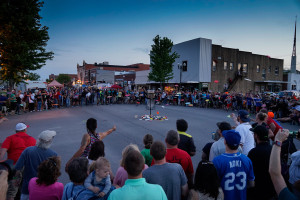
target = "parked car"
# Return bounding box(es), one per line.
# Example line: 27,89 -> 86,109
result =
278,90 -> 300,98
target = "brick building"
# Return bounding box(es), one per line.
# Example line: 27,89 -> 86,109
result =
170,38 -> 284,92
77,61 -> 149,85
210,45 -> 283,92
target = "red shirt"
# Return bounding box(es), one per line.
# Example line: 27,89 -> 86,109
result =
165,148 -> 194,175
1,132 -> 36,164
267,117 -> 282,140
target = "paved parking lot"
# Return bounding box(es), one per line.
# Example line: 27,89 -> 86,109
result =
1,104 -> 300,184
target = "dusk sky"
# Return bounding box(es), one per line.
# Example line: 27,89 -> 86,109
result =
36,0 -> 300,80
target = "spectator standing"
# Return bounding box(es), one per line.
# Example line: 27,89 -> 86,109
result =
247,125 -> 276,199
63,157 -> 98,200
28,156 -> 64,200
0,92 -> 8,116
65,118 -> 116,171
235,110 -> 255,155
114,144 -> 148,187
0,123 -> 36,200
177,119 -> 196,156
213,130 -> 255,200
0,123 -> 36,164
141,134 -> 153,167
108,150 -> 167,200
209,122 -> 232,161
9,90 -> 16,114
28,92 -> 35,112
14,130 -> 57,200
143,141 -> 188,200
188,161 -> 224,200
165,130 -> 194,188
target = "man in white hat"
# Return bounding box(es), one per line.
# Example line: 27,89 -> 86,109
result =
14,130 -> 57,200
0,123 -> 36,200
0,123 -> 36,164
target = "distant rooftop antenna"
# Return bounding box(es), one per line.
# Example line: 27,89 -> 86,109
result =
291,16 -> 297,73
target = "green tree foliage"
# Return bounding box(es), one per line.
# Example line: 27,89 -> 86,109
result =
148,35 -> 179,86
25,72 -> 40,81
56,74 -> 71,85
0,0 -> 54,86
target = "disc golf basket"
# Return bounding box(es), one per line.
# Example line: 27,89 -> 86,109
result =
146,90 -> 155,115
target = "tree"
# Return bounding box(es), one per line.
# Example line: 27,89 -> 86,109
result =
25,72 -> 40,81
0,0 -> 54,87
148,35 -> 179,88
56,74 -> 71,85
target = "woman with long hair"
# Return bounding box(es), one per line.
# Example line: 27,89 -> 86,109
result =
65,118 -> 116,171
188,161 -> 224,200
28,156 -> 64,200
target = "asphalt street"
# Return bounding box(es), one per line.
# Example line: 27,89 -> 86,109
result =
1,104 -> 300,184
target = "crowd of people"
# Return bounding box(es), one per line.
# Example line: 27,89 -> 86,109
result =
1,87 -> 300,122
0,107 -> 300,200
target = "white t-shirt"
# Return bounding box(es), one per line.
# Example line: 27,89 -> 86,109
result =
235,122 -> 255,155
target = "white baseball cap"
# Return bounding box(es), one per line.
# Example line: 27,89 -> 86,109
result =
16,123 -> 28,131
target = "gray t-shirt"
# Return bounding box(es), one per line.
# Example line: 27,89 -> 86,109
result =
143,162 -> 187,200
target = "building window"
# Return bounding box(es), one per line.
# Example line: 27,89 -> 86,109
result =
257,65 -> 260,72
238,63 -> 241,71
242,63 -> 248,73
262,69 -> 266,79
230,62 -> 234,71
224,62 -> 228,70
275,67 -> 279,75
212,60 -> 217,71
268,66 -> 272,73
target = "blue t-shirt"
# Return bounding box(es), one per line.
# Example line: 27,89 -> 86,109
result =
15,146 -> 57,194
0,96 -> 7,106
246,97 -> 253,106
213,152 -> 255,200
253,98 -> 262,107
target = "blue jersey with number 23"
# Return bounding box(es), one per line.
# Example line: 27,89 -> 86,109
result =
213,152 -> 255,200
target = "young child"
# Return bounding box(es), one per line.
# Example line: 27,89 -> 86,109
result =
84,157 -> 111,198
141,134 -> 153,167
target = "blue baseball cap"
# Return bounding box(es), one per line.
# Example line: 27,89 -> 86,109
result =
222,130 -> 241,148
238,110 -> 250,122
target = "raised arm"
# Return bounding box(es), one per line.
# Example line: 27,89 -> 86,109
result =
65,133 -> 90,172
269,129 -> 289,195
99,125 -> 116,140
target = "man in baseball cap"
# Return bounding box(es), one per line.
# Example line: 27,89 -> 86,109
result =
235,110 -> 255,155
213,129 -> 255,200
0,123 -> 35,164
0,123 -> 36,200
